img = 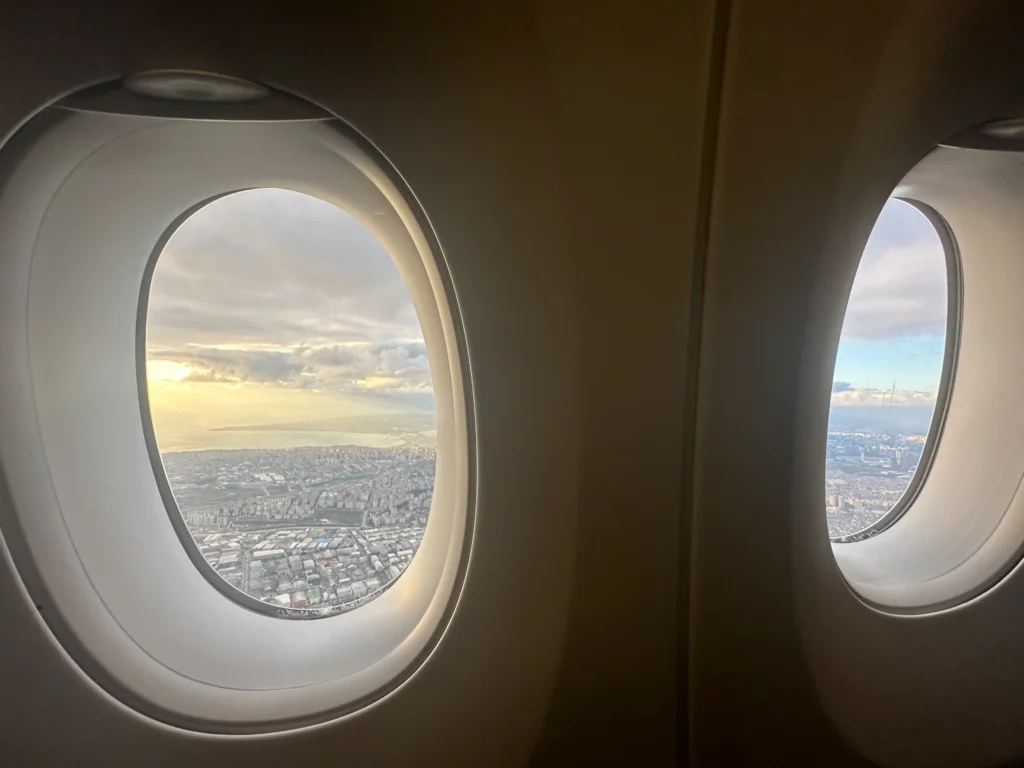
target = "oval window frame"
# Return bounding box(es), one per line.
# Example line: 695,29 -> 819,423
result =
0,101 -> 475,730
828,199 -> 963,544
136,189 -> 442,620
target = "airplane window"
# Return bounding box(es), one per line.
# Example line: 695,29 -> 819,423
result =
144,189 -> 437,617
826,199 -> 952,541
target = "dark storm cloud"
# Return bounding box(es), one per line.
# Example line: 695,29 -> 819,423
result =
146,189 -> 432,395
839,200 -> 948,341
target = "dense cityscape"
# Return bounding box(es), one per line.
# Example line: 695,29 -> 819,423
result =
825,427 -> 926,540
164,422 -> 927,610
162,443 -> 435,616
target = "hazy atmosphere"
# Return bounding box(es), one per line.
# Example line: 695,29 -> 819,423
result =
825,198 -> 949,539
146,188 -> 435,452
830,198 -> 947,413
144,189 -> 437,617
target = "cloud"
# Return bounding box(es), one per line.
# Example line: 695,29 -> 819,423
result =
840,200 -> 948,341
156,189 -> 410,318
830,386 -> 937,407
147,304 -> 293,340
301,342 -> 433,392
378,343 -> 430,376
151,341 -> 434,394
300,345 -> 359,367
145,189 -> 433,399
158,347 -> 309,385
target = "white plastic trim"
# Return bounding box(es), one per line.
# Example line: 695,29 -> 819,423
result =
831,147 -> 1024,612
0,109 -> 471,728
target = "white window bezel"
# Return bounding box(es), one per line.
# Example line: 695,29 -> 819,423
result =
827,198 -> 962,544
0,105 -> 473,730
829,146 -> 1024,612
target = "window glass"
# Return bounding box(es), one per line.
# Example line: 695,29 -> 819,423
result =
827,199 -> 949,541
145,189 -> 436,615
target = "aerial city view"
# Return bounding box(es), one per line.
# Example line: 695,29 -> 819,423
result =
824,407 -> 932,540
147,190 -> 948,609
146,188 -> 438,616
164,441 -> 435,614
824,198 -> 948,541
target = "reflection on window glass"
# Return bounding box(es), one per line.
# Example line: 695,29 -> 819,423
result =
146,189 -> 436,615
827,200 -> 948,541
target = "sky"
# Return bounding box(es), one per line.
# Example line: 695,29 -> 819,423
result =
145,190 -> 946,451
145,189 -> 435,451
830,199 -> 948,408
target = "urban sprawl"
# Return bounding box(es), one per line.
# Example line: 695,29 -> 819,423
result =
825,428 -> 925,540
164,426 -> 921,613
163,444 -> 435,615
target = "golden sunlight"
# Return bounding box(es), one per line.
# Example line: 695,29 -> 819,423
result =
146,379 -> 397,451
146,359 -> 193,382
